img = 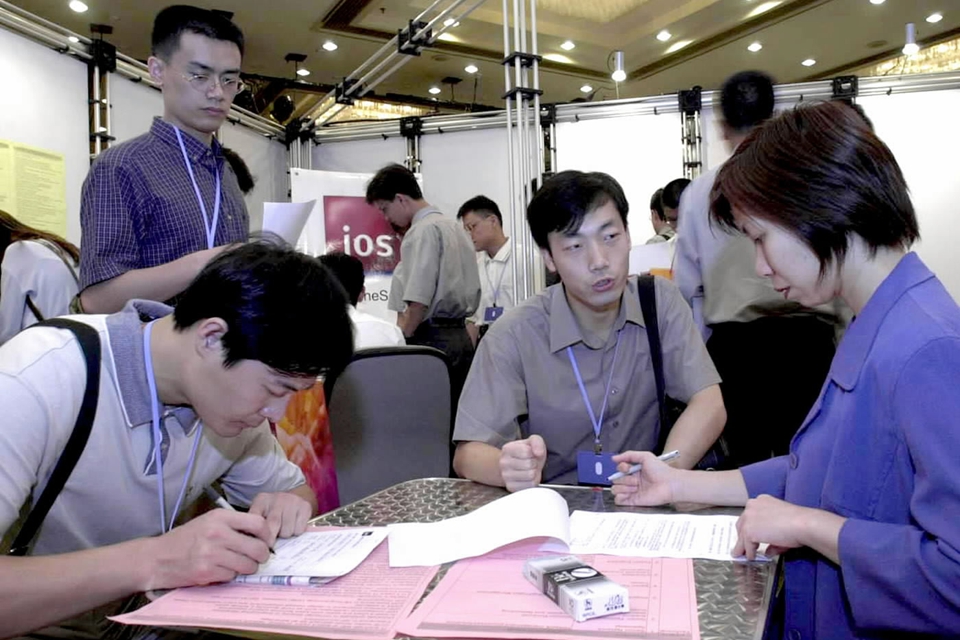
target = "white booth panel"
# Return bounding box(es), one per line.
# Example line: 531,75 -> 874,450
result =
313,136 -> 406,174
0,28 -> 89,244
419,127 -> 512,226
219,124 -> 288,233
555,113 -> 684,244
110,77 -> 164,144
859,90 -> 960,302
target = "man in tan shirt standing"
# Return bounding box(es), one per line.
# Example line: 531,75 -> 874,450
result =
453,171 -> 726,490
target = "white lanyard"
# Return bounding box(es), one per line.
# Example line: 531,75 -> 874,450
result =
174,127 -> 222,250
143,320 -> 204,533
487,259 -> 508,307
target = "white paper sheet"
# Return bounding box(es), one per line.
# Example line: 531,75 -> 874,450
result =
240,527 -> 388,579
566,511 -> 770,562
387,487 -> 570,567
262,200 -> 315,245
628,240 -> 675,275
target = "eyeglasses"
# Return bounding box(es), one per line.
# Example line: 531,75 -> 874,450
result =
180,72 -> 247,95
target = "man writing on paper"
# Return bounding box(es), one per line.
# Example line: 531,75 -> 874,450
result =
453,171 -> 725,491
457,196 -> 515,346
79,6 -> 250,313
0,241 -> 354,638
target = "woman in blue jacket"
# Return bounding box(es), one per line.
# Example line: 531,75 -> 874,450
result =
612,100 -> 960,638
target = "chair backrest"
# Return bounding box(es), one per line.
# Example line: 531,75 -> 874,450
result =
327,346 -> 451,506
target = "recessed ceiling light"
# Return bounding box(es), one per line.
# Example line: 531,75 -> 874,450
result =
437,33 -> 460,42
428,86 -> 441,95
543,53 -> 574,64
869,0 -> 885,4
322,40 -> 338,52
580,84 -> 593,93
665,40 -> 693,54
746,1 -> 781,18
656,30 -> 671,42
560,40 -> 575,50
927,12 -> 943,23
443,18 -> 460,27
802,58 -> 817,66
68,35 -> 80,43
464,64 -> 478,74
748,42 -> 763,52
296,68 -> 310,77
68,0 -> 88,13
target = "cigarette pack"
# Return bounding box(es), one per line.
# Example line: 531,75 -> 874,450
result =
522,555 -> 629,622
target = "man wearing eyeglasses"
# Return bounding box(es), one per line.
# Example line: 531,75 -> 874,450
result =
78,6 -> 250,314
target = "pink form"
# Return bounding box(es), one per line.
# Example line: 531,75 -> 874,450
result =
398,538 -> 700,640
110,540 -> 437,640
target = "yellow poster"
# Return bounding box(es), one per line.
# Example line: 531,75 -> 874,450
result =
0,139 -> 67,237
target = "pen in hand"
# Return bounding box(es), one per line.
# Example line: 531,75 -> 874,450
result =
204,486 -> 276,555
607,450 -> 680,481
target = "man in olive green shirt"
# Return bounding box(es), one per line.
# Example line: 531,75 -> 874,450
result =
453,171 -> 726,490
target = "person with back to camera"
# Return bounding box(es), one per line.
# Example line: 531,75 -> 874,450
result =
613,100 -> 960,638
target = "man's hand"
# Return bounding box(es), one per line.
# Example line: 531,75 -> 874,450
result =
249,491 -> 312,540
499,435 -> 547,492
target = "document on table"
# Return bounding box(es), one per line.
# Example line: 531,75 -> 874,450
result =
262,200 -> 315,245
111,541 -> 438,640
233,527 -> 388,584
387,487 -> 570,567
398,538 -> 700,640
566,511 -> 770,561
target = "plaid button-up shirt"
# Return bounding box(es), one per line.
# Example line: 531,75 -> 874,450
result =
79,117 -> 249,291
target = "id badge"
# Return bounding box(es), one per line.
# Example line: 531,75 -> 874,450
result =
576,451 -> 618,486
484,306 -> 504,323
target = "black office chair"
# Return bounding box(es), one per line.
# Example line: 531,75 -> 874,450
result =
326,346 -> 452,506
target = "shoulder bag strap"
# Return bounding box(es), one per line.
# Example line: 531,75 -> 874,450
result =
637,275 -> 670,452
8,318 -> 101,556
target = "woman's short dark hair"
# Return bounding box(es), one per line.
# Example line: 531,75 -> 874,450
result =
365,164 -> 423,203
174,240 -> 353,378
152,5 -> 245,59
527,171 -> 629,249
711,100 -> 919,277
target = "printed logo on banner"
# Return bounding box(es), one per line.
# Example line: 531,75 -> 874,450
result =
323,196 -> 402,274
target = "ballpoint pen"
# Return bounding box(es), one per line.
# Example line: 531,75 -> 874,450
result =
607,449 -> 680,481
204,486 -> 276,554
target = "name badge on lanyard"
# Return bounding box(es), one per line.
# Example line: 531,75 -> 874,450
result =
484,259 -> 509,324
175,127 -> 222,250
568,332 -> 623,487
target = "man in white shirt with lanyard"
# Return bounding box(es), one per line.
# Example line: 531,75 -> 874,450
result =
458,196 -> 516,345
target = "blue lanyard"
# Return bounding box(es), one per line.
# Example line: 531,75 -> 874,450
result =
143,320 -> 205,533
174,127 -> 222,250
566,330 -> 623,450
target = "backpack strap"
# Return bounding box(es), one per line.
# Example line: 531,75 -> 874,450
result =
636,274 -> 669,453
8,318 -> 101,556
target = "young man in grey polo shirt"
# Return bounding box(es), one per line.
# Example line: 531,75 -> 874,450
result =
453,171 -> 726,491
366,164 -> 480,404
79,6 -> 250,314
0,242 -> 353,637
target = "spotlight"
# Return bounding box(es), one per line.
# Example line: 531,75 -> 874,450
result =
902,23 -> 919,56
611,50 -> 626,82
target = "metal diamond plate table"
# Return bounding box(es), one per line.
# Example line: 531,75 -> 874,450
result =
313,478 -> 775,640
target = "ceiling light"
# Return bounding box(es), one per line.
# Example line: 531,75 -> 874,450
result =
869,0 -> 885,4
296,68 -> 310,77
68,35 -> 80,43
903,22 -> 920,56
428,86 -> 441,95
68,0 -> 88,12
611,50 -> 626,82
443,18 -> 459,27
656,30 -> 671,42
560,40 -> 575,50
746,2 -> 781,18
801,58 -> 817,66
665,40 -> 693,54
322,40 -> 338,52
437,33 -> 460,42
464,64 -> 478,74
543,53 -> 574,64
748,42 -> 763,52
580,84 -> 593,93
927,13 -> 943,23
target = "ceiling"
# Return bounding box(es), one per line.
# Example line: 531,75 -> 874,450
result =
10,0 -> 960,123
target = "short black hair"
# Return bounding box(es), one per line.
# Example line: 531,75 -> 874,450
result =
720,71 -> 775,134
649,188 -> 664,220
152,5 -> 245,60
365,164 -> 423,203
319,252 -> 364,307
661,178 -> 691,210
222,147 -> 255,195
457,195 -> 503,226
173,240 -> 353,377
527,170 -> 629,249
711,101 -> 918,278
